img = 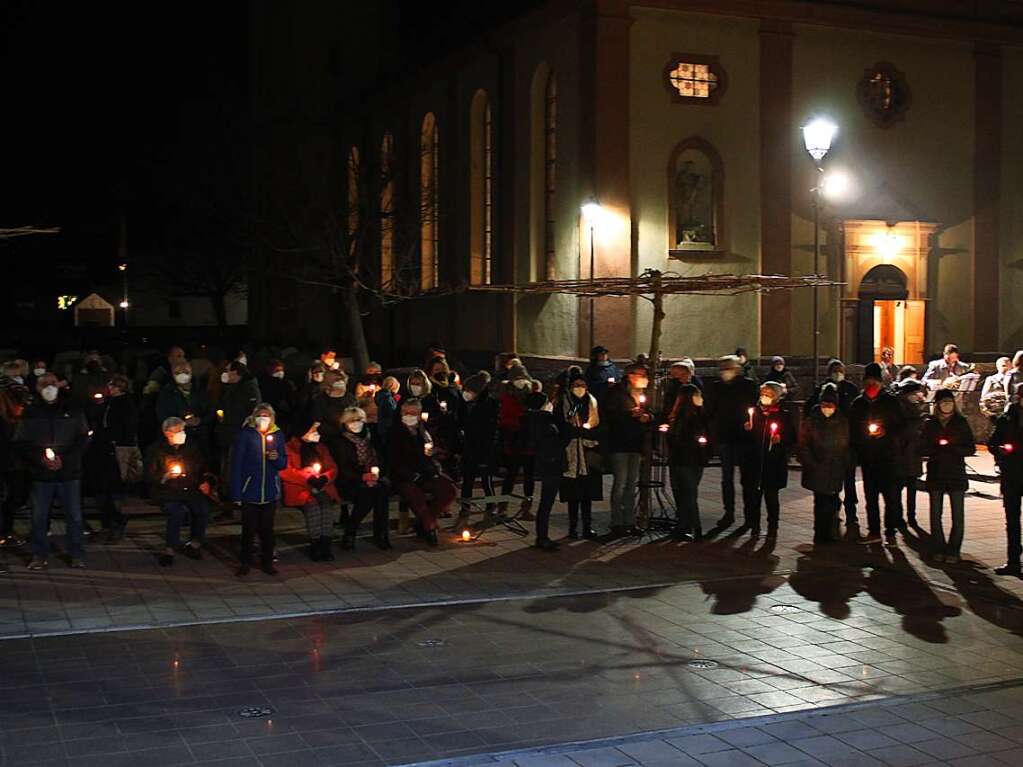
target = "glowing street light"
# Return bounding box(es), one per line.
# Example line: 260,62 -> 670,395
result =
802,118 -> 838,162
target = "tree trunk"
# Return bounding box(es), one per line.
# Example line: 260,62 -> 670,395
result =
638,272 -> 665,528
211,292 -> 228,332
342,283 -> 370,373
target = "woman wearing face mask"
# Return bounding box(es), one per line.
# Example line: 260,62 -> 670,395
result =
231,404 -> 288,576
281,420 -> 340,561
919,389 -> 976,564
557,372 -> 602,539
764,356 -> 798,400
743,381 -> 794,538
666,384 -> 712,541
216,361 -> 262,503
421,359 -> 464,483
310,369 -> 356,444
258,359 -> 295,432
798,384 -> 849,545
82,375 -> 137,542
497,364 -> 538,519
457,372 -> 499,522
894,379 -> 927,526
329,407 -> 391,551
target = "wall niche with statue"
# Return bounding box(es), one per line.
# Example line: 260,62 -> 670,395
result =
667,136 -> 724,259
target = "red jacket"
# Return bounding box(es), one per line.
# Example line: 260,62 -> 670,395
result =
280,438 -> 339,507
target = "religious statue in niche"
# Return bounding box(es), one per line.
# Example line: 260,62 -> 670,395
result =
857,62 -> 911,128
673,150 -> 716,250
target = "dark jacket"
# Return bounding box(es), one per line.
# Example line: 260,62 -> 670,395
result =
83,398 -> 128,495
765,368 -> 799,400
602,385 -> 650,454
848,390 -> 904,467
310,392 -> 357,442
96,394 -> 138,447
585,360 -> 622,401
989,406 -> 1023,490
258,376 -> 296,429
230,425 -> 288,503
330,429 -> 382,497
528,409 -> 567,480
460,391 -> 498,465
422,384 -> 463,456
894,395 -> 926,479
374,389 -> 399,448
920,414 -> 975,493
666,406 -> 712,467
217,377 -> 262,445
798,407 -> 850,494
388,421 -> 441,485
746,406 -> 795,490
707,376 -> 759,445
805,379 -> 860,414
144,438 -> 207,505
156,384 -> 211,445
13,402 -> 89,481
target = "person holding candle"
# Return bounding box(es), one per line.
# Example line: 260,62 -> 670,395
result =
556,371 -> 602,539
525,391 -> 566,550
457,372 -> 499,522
665,383 -> 712,541
706,355 -> 759,530
920,389 -> 976,564
496,364 -> 537,519
603,363 -> 652,537
13,373 -> 90,570
281,423 -> 340,560
584,346 -> 622,403
217,361 -> 262,500
989,400 -> 1023,575
421,358 -> 464,482
83,374 -> 136,542
156,360 -> 212,457
849,363 -> 906,545
798,384 -> 850,545
894,379 -> 927,527
258,359 -> 296,433
309,369 -> 357,445
145,417 -> 211,566
389,399 -> 456,546
231,404 -> 288,575
742,381 -> 794,537
330,407 -> 391,551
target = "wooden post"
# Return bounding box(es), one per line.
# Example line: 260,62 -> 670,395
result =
637,271 -> 665,528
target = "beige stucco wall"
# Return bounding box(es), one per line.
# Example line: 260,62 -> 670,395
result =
791,26 -> 976,358
629,8 -> 762,360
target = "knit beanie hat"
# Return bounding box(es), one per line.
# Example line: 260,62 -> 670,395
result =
463,371 -> 491,395
863,362 -> 883,382
934,388 -> 956,404
761,381 -> 785,398
508,364 -> 531,383
819,383 -> 840,405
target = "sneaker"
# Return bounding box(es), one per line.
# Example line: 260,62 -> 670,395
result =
27,557 -> 48,570
70,558 -> 87,569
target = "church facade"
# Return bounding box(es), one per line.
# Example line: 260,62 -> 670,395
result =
252,0 -> 1023,366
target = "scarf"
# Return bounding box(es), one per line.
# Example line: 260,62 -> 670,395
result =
343,429 -> 377,470
562,393 -> 598,478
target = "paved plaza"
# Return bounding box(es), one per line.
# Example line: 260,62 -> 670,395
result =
3,454 -> 1023,766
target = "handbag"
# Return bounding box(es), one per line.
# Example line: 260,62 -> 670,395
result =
115,445 -> 143,484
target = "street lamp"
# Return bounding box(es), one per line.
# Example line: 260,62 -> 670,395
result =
802,118 -> 837,386
581,199 -> 603,352
118,262 -> 130,324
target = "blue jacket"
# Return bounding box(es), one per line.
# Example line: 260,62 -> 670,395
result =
230,425 -> 288,503
585,361 -> 622,401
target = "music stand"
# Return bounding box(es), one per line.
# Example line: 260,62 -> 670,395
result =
636,365 -> 678,540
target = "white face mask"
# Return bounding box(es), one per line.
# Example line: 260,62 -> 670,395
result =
255,416 -> 272,431
938,401 -> 955,414
41,385 -> 59,403
346,420 -> 365,433
174,372 -> 192,385
820,406 -> 837,419
311,372 -> 324,383
409,385 -> 423,396
220,372 -> 231,384
571,386 -> 587,399
11,376 -> 23,384
462,391 -> 475,402
692,395 -> 704,408
831,371 -> 845,383
303,431 -> 321,443
401,414 -> 420,427
720,369 -> 738,382
170,430 -> 187,445
330,361 -> 340,370
513,379 -> 530,390
33,368 -> 45,377
541,401 -> 554,413
760,395 -> 774,406
237,356 -> 248,366
272,370 -> 285,379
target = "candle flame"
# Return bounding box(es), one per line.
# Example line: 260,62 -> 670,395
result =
93,392 -> 103,399
658,424 -> 669,433
938,438 -> 949,446
421,412 -> 429,421
462,529 -> 472,542
1004,443 -> 1015,453
311,462 -> 322,474
770,422 -> 778,433
170,464 -> 182,476
868,422 -> 879,434
45,448 -> 55,461
698,436 -> 708,444
371,466 -> 380,477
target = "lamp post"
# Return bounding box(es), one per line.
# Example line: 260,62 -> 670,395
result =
801,118 -> 837,386
581,200 -> 602,352
118,262 -> 130,322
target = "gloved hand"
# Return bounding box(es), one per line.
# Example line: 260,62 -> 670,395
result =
307,475 -> 329,490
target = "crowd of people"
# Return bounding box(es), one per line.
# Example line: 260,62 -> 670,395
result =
1,342 -> 1022,578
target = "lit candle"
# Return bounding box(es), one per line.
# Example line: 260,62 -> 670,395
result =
582,422 -> 592,430
440,401 -> 448,413
44,448 -> 56,461
638,394 -> 647,405
868,422 -> 879,436
421,412 -> 430,422
461,529 -> 472,542
370,466 -> 380,478
311,462 -> 322,474
216,409 -> 224,420
658,424 -> 669,433
697,435 -> 708,445
747,408 -> 755,428
608,378 -> 616,384
266,435 -> 274,444
770,422 -> 779,434
184,412 -> 193,421
938,438 -> 949,446
170,463 -> 183,476
93,392 -> 103,400
1004,443 -> 1015,454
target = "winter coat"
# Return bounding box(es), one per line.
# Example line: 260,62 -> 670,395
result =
422,384 -> 463,457
894,395 -> 926,479
374,389 -> 399,450
528,409 -> 567,480
388,421 -> 441,485
497,382 -> 532,457
745,406 -> 795,490
602,385 -> 651,454
310,392 -> 358,442
556,393 -> 603,501
848,390 -> 904,467
765,368 -> 799,400
585,360 -> 622,401
461,391 -> 498,466
707,376 -> 759,445
216,377 -> 262,446
229,425 -> 288,504
258,376 -> 296,429
804,379 -> 860,414
666,406 -> 712,468
13,402 -> 89,482
144,438 -> 208,505
988,406 -> 1023,491
919,414 -> 975,493
280,437 -> 339,507
798,407 -> 850,493
156,384 -> 211,446
83,399 -> 124,495
329,429 -> 382,498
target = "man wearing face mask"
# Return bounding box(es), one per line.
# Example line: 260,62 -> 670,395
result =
330,407 -> 392,551
805,358 -> 861,528
603,363 -> 653,536
849,363 -> 906,545
457,372 -> 499,522
156,361 -> 211,456
706,355 -> 759,528
27,359 -> 49,392
920,390 -> 975,563
145,417 -> 211,566
258,359 -> 295,432
13,373 -> 91,570
217,361 -> 262,493
310,369 -> 356,444
988,398 -> 1023,576
799,384 -> 850,545
894,379 -> 927,526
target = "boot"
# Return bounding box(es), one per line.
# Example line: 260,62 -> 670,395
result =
308,540 -> 321,561
340,533 -> 355,550
517,498 -> 535,521
320,537 -> 335,561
